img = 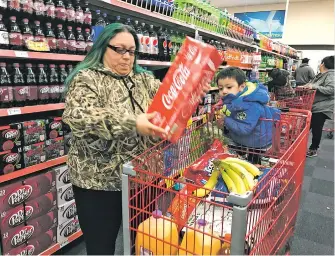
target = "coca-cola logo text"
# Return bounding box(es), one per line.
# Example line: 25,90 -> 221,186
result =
3,129 -> 19,140
8,208 -> 25,227
162,64 -> 190,110
8,185 -> 33,206
60,219 -> 79,237
11,226 -> 34,246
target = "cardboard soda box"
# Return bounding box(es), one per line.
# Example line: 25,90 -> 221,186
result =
23,142 -> 46,167
45,117 -> 64,139
0,124 -> 23,152
0,180 -> 26,213
58,199 -> 77,225
24,190 -> 57,222
1,210 -> 58,253
147,37 -> 221,142
57,183 -> 74,206
57,216 -> 80,243
0,204 -> 25,232
52,165 -> 70,188
45,137 -> 65,161
4,227 -> 57,256
21,120 -> 46,145
0,148 -> 24,175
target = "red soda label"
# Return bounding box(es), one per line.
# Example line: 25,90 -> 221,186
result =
22,35 -> 34,45
46,38 -> 57,50
7,185 -> 32,207
76,41 -> 86,52
75,10 -> 84,24
21,0 -> 33,14
14,86 -> 28,102
0,86 -> 13,103
45,4 -> 55,18
8,0 -> 20,10
84,13 -> 92,25
10,225 -> 34,247
67,9 -> 75,22
57,39 -> 67,51
9,33 -> 23,46
67,40 -> 76,52
34,35 -> 45,43
49,85 -> 59,100
33,1 -> 45,16
86,41 -> 93,52
59,85 -> 65,95
56,7 -> 66,20
27,86 -> 38,101
38,85 -> 49,100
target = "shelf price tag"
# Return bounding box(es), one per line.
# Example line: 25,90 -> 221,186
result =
7,108 -> 21,116
14,51 -> 29,58
60,239 -> 69,248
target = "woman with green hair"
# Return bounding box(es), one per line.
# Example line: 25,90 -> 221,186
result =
62,23 -> 168,255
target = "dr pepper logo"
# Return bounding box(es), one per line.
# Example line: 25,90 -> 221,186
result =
24,205 -> 34,221
11,225 -> 34,246
60,219 -> 79,237
7,185 -> 33,207
61,186 -> 74,201
59,170 -> 70,184
8,208 -> 25,227
50,121 -> 62,131
4,153 -> 21,164
63,202 -> 77,219
3,129 -> 20,140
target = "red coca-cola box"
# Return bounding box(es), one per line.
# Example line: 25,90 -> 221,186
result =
57,216 -> 80,243
0,124 -> 23,152
23,142 -> 46,167
4,227 -> 57,256
0,148 -> 24,176
147,37 -> 221,143
52,164 -> 70,188
21,120 -> 46,146
1,210 -> 58,253
0,204 -> 25,232
57,183 -> 74,206
58,199 -> 77,225
45,117 -> 64,140
45,137 -> 65,161
24,190 -> 57,222
23,171 -> 56,202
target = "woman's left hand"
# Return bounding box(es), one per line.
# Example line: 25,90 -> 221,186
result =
199,83 -> 212,101
302,83 -> 313,89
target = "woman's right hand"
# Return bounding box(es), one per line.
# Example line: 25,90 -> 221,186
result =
136,112 -> 167,137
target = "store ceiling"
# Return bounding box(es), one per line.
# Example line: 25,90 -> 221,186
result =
211,0 -> 317,8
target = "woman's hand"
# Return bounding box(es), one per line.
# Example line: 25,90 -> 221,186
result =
136,112 -> 167,137
199,83 -> 212,101
302,83 -> 313,89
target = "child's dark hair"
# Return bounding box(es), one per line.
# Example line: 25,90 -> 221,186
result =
216,67 -> 247,86
321,56 -> 334,70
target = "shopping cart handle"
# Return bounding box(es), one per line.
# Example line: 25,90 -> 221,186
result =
279,107 -> 290,112
227,191 -> 253,207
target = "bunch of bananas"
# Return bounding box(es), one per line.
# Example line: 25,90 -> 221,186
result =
192,157 -> 261,197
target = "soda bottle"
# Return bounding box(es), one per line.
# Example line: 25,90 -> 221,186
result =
55,0 -> 66,22
76,27 -> 86,55
48,64 -> 59,103
9,16 -> 23,50
148,24 -> 158,60
0,15 -> 9,49
125,18 -> 134,29
21,18 -> 34,51
33,0 -> 45,19
75,0 -> 84,24
8,0 -> 20,13
0,62 -> 13,109
83,0 -> 92,26
12,63 -> 27,107
0,0 -> 7,11
58,64 -> 67,102
66,0 -> 76,24
66,26 -> 76,54
56,24 -> 67,53
25,63 -> 38,106
141,23 -> 149,60
113,15 -> 121,25
169,29 -> 174,61
134,20 -> 143,58
67,64 -> 73,74
84,28 -> 92,53
157,26 -> 167,61
33,21 -> 45,43
45,0 -> 55,20
21,0 -> 33,16
165,28 -> 171,62
45,23 -> 56,53
37,64 -> 49,104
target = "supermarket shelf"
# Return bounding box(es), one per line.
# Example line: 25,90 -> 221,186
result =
219,65 -> 252,70
258,48 -> 290,59
40,230 -> 83,255
0,156 -> 67,184
0,50 -> 85,61
0,103 -> 65,117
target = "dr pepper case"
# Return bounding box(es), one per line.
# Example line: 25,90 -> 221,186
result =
45,137 -> 65,161
45,117 -> 64,139
0,123 -> 23,152
58,199 -> 77,225
57,217 -> 80,243
57,183 -> 74,206
0,148 -> 23,175
23,142 -> 46,167
21,120 -> 46,145
0,180 -> 25,213
52,164 -> 70,188
147,37 -> 221,143
23,171 -> 56,202
0,204 -> 25,232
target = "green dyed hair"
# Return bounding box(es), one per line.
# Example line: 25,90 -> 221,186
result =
64,23 -> 148,92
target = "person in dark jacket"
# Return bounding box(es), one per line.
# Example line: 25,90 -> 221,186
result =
267,68 -> 295,100
302,55 -> 334,157
216,67 -> 280,162
295,58 -> 315,86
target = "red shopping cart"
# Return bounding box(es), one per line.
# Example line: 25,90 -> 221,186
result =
121,109 -> 311,255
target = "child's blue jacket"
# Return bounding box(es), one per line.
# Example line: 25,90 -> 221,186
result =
221,81 -> 281,148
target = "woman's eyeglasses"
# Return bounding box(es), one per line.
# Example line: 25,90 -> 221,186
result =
108,45 -> 138,56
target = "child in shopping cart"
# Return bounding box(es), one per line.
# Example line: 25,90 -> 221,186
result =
214,67 -> 281,164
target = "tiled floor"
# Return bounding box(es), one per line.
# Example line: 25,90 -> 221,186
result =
61,133 -> 334,255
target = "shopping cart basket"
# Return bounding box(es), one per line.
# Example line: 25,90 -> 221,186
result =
122,108 -> 311,255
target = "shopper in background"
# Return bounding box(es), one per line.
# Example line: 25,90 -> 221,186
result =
267,68 -> 295,100
295,57 -> 315,86
62,23 -> 209,255
302,55 -> 334,157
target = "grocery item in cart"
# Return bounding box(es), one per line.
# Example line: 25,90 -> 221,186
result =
0,124 -> 23,152
179,219 -> 222,255
147,36 -> 222,142
0,147 -> 23,175
135,209 -> 179,255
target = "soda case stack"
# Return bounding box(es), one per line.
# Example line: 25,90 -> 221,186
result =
0,62 -> 74,109
0,0 -> 93,54
0,117 -> 66,175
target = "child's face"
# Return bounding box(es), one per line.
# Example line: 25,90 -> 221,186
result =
218,78 -> 246,97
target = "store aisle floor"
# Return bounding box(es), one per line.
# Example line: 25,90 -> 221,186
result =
60,134 -> 334,256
